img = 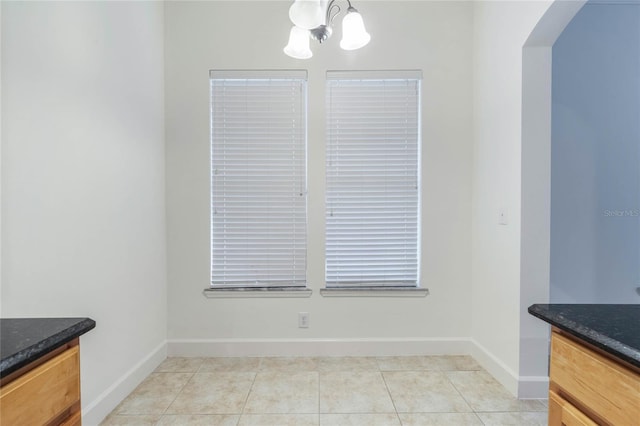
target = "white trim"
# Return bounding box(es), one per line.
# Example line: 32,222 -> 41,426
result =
203,288 -> 312,298
518,375 -> 550,399
167,338 -> 471,358
524,0 -> 586,46
320,287 -> 428,297
469,338 -> 550,399
82,341 -> 167,426
326,70 -> 423,80
469,338 -> 519,397
209,69 -> 307,80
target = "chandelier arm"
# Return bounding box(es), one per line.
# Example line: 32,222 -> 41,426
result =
327,2 -> 341,26
324,0 -> 340,26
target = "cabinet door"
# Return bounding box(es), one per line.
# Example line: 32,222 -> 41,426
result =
0,346 -> 80,425
549,390 -> 598,426
550,332 -> 640,425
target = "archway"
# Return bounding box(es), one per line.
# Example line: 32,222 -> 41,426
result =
518,0 -> 585,398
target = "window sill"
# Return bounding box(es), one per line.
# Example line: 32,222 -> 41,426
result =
203,287 -> 312,298
320,287 -> 429,298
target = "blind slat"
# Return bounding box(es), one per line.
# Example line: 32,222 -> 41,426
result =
325,74 -> 421,288
211,72 -> 307,288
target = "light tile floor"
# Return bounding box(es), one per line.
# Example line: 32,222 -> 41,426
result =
101,356 -> 548,426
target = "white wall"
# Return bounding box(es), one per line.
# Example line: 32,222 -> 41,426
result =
0,1 -> 598,417
1,2 -> 167,423
0,2 -> 2,303
551,2 -> 640,304
520,1 -> 586,398
471,0 -> 557,396
165,1 -> 474,353
472,0 -> 594,398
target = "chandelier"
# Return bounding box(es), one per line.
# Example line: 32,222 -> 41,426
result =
284,0 -> 371,59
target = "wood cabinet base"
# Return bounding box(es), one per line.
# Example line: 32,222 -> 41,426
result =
549,390 -> 597,426
0,339 -> 82,426
548,329 -> 640,426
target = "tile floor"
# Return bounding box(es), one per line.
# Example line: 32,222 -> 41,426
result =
101,356 -> 548,426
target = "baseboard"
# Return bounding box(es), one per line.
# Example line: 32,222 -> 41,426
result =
469,338 -> 520,396
470,338 -> 549,399
167,337 -> 472,358
78,335 -> 547,424
517,375 -> 549,399
82,341 -> 167,426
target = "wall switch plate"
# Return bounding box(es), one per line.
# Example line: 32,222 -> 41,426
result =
298,312 -> 309,328
499,208 -> 509,225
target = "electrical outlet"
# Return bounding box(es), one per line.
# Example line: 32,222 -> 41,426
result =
298,312 -> 309,328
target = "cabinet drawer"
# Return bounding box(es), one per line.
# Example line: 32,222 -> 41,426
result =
549,390 -> 598,426
0,345 -> 80,426
550,332 -> 640,425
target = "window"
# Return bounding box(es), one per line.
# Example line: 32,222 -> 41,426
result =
325,71 -> 421,288
210,70 -> 307,288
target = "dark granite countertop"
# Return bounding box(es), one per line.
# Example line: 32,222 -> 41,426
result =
0,317 -> 96,378
528,304 -> 640,368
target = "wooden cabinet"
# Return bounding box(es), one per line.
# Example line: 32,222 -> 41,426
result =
549,390 -> 598,426
0,339 -> 82,426
549,329 -> 640,426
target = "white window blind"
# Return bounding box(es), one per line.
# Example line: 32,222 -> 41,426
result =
325,71 -> 421,288
210,70 -> 307,288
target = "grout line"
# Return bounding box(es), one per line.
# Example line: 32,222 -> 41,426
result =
444,371 -> 477,414
317,367 -> 321,422
155,370 -> 197,425
238,364 -> 260,421
194,357 -> 206,374
379,369 -> 403,426
101,356 -> 547,426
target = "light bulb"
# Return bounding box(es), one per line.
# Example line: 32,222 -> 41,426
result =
289,0 -> 324,30
340,8 -> 370,51
284,26 -> 313,59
